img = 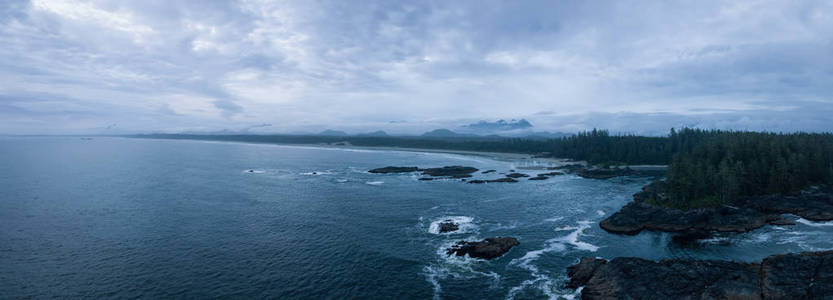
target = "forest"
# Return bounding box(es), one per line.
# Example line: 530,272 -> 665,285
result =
139,128 -> 833,209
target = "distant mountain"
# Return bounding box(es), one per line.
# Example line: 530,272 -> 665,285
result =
318,129 -> 348,136
463,119 -> 533,131
421,129 -> 477,137
356,130 -> 389,137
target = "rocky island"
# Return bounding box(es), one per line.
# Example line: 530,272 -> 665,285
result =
446,237 -> 519,259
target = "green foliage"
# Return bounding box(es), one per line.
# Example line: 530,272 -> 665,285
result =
665,129 -> 833,209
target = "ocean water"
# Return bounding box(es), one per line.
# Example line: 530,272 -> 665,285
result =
1,137 -> 832,299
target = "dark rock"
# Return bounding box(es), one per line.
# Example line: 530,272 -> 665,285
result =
418,177 -> 435,181
450,174 -> 473,179
247,170 -> 254,173
633,180 -> 669,203
568,256 -> 761,299
369,166 -> 420,173
446,237 -> 519,259
505,173 -> 530,178
600,201 -> 780,235
488,177 -> 518,183
577,167 -> 635,179
761,250 -> 833,299
768,218 -> 796,226
566,257 -> 606,289
742,185 -> 833,221
438,221 -> 459,233
421,166 -> 479,177
603,182 -> 832,235
538,171 -> 565,176
568,251 -> 833,300
528,176 -> 549,181
482,170 -> 497,174
468,180 -> 486,184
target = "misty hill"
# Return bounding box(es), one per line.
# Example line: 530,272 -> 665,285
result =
318,129 -> 349,136
356,130 -> 389,137
421,129 -> 478,138
463,119 -> 533,131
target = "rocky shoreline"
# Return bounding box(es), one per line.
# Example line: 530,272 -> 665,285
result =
567,250 -> 833,299
600,181 -> 833,235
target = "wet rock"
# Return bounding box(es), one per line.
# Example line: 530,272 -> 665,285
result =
451,174 -> 473,179
743,185 -> 833,221
489,177 -> 519,183
538,171 -> 565,176
418,177 -> 435,181
468,180 -> 486,184
421,166 -> 479,177
568,251 -> 833,300
482,170 -> 496,174
369,166 -> 420,173
600,201 -> 780,235
761,250 -> 833,299
603,181 -> 830,235
567,256 -> 761,299
505,173 -> 530,178
528,176 -> 549,181
446,237 -> 519,259
438,221 -> 459,233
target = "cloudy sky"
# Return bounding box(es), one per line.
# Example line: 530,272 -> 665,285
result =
1,0 -> 832,135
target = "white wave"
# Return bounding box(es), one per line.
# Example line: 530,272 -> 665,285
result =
428,216 -> 477,235
243,169 -> 265,174
544,216 -> 564,222
426,240 -> 502,299
336,179 -> 348,183
700,237 -> 730,244
507,221 -> 598,299
560,221 -> 600,252
797,218 -> 833,227
365,181 -> 384,185
553,226 -> 579,231
596,210 -> 605,216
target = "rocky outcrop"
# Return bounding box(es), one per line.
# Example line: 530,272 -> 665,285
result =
468,177 -> 520,184
421,166 -> 479,177
538,171 -> 565,176
528,176 -> 549,180
567,251 -> 833,300
599,201 -> 784,235
482,170 -> 496,174
438,221 -> 459,233
369,166 -> 420,173
505,173 -> 530,178
446,237 -> 519,259
743,185 -> 833,221
761,251 -> 833,299
602,181 -> 832,235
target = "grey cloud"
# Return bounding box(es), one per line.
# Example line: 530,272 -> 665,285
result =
0,0 -> 831,134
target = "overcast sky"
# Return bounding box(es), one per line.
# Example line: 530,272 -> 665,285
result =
1,0 -> 832,135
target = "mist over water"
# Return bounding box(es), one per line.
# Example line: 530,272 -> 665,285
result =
1,137 -> 831,299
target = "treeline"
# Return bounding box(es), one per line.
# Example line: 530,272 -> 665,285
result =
136,130 -> 673,165
138,129 -> 833,209
663,129 -> 833,209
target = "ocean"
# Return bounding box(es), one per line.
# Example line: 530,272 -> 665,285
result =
1,137 -> 831,299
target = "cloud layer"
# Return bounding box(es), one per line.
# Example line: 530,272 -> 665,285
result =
1,0 -> 832,134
